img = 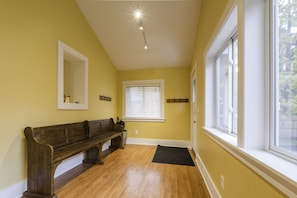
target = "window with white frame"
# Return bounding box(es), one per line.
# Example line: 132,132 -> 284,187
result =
122,79 -> 165,121
204,1 -> 297,196
204,3 -> 238,137
271,0 -> 297,160
216,36 -> 238,134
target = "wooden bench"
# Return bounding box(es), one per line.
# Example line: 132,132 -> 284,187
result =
22,118 -> 124,198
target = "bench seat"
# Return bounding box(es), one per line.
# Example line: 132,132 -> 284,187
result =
54,131 -> 123,163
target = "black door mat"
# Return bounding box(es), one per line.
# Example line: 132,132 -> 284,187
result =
152,145 -> 195,166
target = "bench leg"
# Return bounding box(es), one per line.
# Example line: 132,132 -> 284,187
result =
23,162 -> 60,198
110,134 -> 124,149
84,144 -> 104,165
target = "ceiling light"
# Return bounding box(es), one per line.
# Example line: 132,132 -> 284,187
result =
134,10 -> 142,19
139,21 -> 144,30
144,44 -> 148,50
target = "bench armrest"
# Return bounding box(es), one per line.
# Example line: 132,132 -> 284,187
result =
24,127 -> 54,158
24,127 -> 56,195
113,124 -> 124,132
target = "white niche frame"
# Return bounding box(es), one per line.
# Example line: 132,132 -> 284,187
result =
57,40 -> 88,110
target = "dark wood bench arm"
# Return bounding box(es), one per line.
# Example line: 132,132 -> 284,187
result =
23,127 -> 59,198
114,124 -> 124,132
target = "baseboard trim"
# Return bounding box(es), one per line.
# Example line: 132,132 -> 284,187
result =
0,180 -> 25,198
193,150 -> 222,198
127,137 -> 191,147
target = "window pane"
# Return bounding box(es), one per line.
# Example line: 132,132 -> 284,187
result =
232,38 -> 238,134
274,0 -> 297,154
217,47 -> 230,130
216,37 -> 238,134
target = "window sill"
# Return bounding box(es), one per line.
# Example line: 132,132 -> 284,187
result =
123,118 -> 165,122
203,127 -> 297,197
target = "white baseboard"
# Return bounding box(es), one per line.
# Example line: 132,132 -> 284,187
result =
127,137 -> 191,147
194,151 -> 221,198
55,153 -> 84,177
0,180 -> 26,198
54,141 -> 110,177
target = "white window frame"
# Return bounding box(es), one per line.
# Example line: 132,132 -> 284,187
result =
122,79 -> 165,122
203,1 -> 297,197
204,3 -> 238,136
215,35 -> 238,135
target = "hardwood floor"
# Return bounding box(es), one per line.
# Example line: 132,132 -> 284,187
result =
56,144 -> 210,198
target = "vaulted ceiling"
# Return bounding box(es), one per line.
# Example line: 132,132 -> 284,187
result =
76,0 -> 201,71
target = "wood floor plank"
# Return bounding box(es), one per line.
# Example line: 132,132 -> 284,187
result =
56,145 -> 210,198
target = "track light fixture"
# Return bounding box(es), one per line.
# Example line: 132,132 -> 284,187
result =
139,21 -> 148,50
134,10 -> 148,50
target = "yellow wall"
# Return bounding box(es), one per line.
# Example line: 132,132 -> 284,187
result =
0,0 -> 289,197
0,0 -> 118,190
118,67 -> 190,140
192,0 -> 286,197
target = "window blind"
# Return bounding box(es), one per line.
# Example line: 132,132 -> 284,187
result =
125,86 -> 161,118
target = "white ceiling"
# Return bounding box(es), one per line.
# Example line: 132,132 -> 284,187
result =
75,0 -> 201,71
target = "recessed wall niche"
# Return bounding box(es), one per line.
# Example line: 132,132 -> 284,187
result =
57,40 -> 88,110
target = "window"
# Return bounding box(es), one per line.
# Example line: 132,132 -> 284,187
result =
216,36 -> 238,134
122,79 -> 164,122
203,1 -> 297,196
271,0 -> 297,160
204,3 -> 238,136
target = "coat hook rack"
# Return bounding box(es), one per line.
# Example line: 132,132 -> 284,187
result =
166,98 -> 189,103
99,95 -> 112,102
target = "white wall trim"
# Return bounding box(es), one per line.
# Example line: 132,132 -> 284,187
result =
0,180 -> 26,198
127,137 -> 191,147
194,151 -> 222,198
57,40 -> 88,110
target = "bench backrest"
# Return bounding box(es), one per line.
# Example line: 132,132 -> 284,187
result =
32,121 -> 88,149
87,118 -> 115,138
